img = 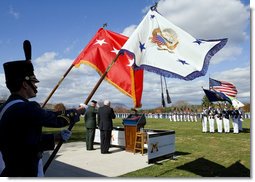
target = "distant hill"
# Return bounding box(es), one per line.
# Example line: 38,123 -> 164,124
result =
111,103 -> 129,109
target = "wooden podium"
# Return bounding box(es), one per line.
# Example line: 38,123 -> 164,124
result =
122,114 -> 146,152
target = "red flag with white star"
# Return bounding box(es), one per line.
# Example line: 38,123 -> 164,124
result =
72,28 -> 143,108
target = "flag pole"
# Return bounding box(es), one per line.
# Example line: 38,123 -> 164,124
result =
43,52 -> 122,173
42,24 -> 109,108
41,64 -> 74,108
83,52 -> 122,104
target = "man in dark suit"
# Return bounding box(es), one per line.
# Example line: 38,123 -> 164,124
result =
84,100 -> 98,150
98,100 -> 116,154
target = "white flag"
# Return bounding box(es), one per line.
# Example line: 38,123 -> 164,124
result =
228,96 -> 245,108
121,9 -> 227,80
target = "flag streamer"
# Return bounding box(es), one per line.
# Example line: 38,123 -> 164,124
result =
160,75 -> 166,107
164,76 -> 171,104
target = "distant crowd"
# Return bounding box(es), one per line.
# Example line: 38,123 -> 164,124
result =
116,110 -> 250,121
116,106 -> 249,134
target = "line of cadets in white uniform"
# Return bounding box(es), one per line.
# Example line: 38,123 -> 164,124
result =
202,104 -> 243,134
168,108 -> 198,122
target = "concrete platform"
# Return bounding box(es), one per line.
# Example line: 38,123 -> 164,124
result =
43,142 -> 151,177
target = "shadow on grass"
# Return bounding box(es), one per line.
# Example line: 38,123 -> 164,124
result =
176,157 -> 250,177
174,151 -> 191,156
150,151 -> 191,166
240,128 -> 250,133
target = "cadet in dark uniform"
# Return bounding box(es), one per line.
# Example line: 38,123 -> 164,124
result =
231,107 -> 240,134
0,40 -> 83,177
84,100 -> 98,150
208,106 -> 215,133
98,100 -> 116,154
215,107 -> 223,133
201,107 -> 208,133
222,104 -> 231,133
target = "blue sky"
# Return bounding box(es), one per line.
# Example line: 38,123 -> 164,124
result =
0,0 -> 251,109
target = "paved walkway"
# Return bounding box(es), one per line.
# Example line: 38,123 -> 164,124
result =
43,142 -> 151,177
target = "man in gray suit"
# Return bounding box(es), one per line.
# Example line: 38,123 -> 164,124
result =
98,100 -> 116,154
84,100 -> 98,150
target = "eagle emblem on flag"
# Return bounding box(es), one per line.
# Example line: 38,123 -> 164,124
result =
150,28 -> 179,52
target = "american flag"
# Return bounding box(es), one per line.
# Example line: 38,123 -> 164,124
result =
209,78 -> 238,97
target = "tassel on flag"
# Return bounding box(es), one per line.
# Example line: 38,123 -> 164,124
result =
160,75 -> 166,107
164,76 -> 172,104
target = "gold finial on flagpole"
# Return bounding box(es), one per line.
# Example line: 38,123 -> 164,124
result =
150,2 -> 158,11
102,23 -> 107,28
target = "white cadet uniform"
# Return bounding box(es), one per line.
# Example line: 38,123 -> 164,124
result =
232,109 -> 240,134
222,108 -> 230,133
202,109 -> 208,132
208,108 -> 215,133
173,111 -> 176,122
215,108 -> 223,133
238,108 -> 243,132
169,112 -> 172,121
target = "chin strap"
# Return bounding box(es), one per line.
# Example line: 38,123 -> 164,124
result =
26,80 -> 38,94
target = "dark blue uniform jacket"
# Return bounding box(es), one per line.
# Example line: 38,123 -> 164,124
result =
0,94 -> 69,177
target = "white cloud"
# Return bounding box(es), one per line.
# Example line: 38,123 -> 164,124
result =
158,0 -> 249,42
0,0 -> 250,109
9,6 -> 20,19
209,45 -> 243,64
156,0 -> 250,64
32,52 -> 98,105
0,52 -> 250,108
210,66 -> 250,92
210,66 -> 250,103
122,0 -> 249,65
122,25 -> 137,37
0,73 -> 9,100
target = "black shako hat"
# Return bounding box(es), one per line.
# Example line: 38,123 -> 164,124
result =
3,40 -> 39,87
91,100 -> 97,104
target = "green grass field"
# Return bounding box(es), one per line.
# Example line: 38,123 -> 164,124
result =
44,117 -> 251,177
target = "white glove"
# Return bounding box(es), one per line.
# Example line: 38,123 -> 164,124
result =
79,103 -> 88,109
60,129 -> 72,142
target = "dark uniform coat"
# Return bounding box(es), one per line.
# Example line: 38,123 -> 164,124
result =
98,105 -> 115,153
0,94 -> 70,177
85,106 -> 97,128
84,106 -> 97,150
